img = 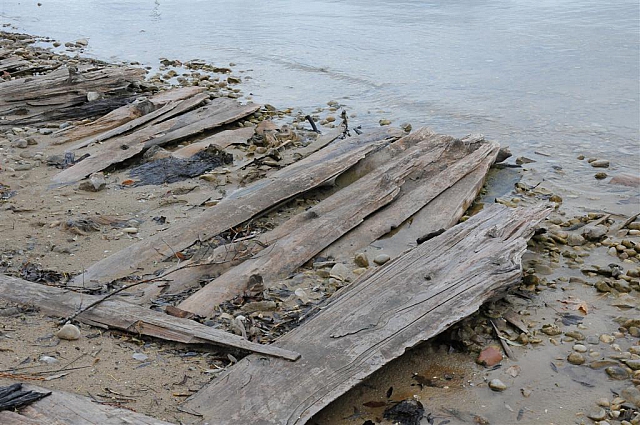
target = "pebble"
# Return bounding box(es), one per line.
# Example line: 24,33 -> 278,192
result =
599,334 -> 615,344
587,408 -> 607,421
56,323 -> 81,340
122,227 -> 138,234
595,398 -> 610,407
330,263 -> 351,280
567,234 -> 585,246
374,254 -> 391,265
595,280 -> 612,292
624,359 -> 640,370
354,253 -> 369,268
400,123 -> 412,132
621,386 -> 640,408
582,225 -> 607,241
595,172 -> 608,179
567,352 -> 585,365
38,128 -> 53,135
590,159 -> 610,168
541,324 -> 562,336
477,346 -> 503,367
76,38 -> 88,46
132,352 -> 148,361
12,139 -> 28,148
379,119 -> 391,126
585,335 -> 600,345
573,344 -> 587,353
565,330 -> 585,340
79,172 -> 106,192
86,91 -> 100,102
488,379 -> 507,391
605,366 -> 629,380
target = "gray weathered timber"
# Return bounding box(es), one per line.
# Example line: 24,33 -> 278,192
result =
0,66 -> 145,126
322,134 -> 499,260
51,98 -> 260,185
69,128 -> 402,287
0,274 -> 299,361
178,132 -> 499,316
0,381 -> 172,425
183,204 -> 551,424
54,86 -> 206,145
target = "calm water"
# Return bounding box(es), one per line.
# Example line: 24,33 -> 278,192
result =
1,0 -> 639,192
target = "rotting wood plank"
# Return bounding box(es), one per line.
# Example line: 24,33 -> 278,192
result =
322,134 -> 500,261
172,126 -> 255,158
183,204 -> 551,424
178,132 -> 499,316
0,66 -> 146,125
0,274 -> 300,361
57,86 -> 206,146
0,381 -> 173,425
69,128 -> 402,287
51,98 -> 260,185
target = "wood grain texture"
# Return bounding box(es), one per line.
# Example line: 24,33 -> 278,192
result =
172,126 -> 255,158
54,86 -> 206,145
0,274 -> 300,361
0,381 -> 172,425
51,98 -> 260,185
69,128 -> 402,287
183,204 -> 551,424
178,131 -> 499,316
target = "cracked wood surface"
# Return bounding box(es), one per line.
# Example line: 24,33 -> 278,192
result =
0,274 -> 300,361
68,128 -> 402,288
183,204 -> 551,424
178,130 -> 499,316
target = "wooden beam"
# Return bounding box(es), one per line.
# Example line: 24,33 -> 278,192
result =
178,132 -> 499,316
0,274 -> 300,361
51,98 -> 260,185
182,204 -> 551,424
0,381 -> 173,425
68,128 -> 403,287
53,86 -> 206,145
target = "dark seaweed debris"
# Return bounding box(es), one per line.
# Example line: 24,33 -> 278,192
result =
0,383 -> 51,411
383,399 -> 425,425
0,183 -> 16,200
129,146 -> 233,186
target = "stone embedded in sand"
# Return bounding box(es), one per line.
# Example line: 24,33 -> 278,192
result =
590,159 -> 610,168
56,323 -> 81,340
374,254 -> 391,265
354,253 -> 369,268
489,379 -> 507,391
477,346 -> 503,367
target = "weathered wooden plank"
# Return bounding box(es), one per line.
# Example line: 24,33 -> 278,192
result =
183,204 -> 551,424
51,98 -> 259,185
178,132 -> 499,316
322,134 -> 500,260
69,128 -> 402,287
0,274 -> 300,361
172,126 -> 255,158
56,86 -> 206,146
0,381 -> 173,425
0,66 -> 145,126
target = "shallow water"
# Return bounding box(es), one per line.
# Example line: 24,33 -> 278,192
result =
2,0 -> 638,166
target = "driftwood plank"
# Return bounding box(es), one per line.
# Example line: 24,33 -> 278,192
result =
58,86 -> 206,147
172,126 -> 255,158
0,381 -> 172,425
183,204 -> 550,424
178,131 -> 499,316
322,133 -> 499,260
0,274 -> 299,361
0,66 -> 145,125
69,128 -> 403,287
51,98 -> 260,185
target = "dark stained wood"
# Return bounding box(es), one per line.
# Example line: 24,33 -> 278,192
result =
0,66 -> 145,126
178,132 -> 499,316
68,128 -> 403,287
183,204 -> 551,424
0,274 -> 300,361
0,381 -> 173,425
51,98 -> 260,185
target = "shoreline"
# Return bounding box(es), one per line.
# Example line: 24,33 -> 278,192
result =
1,29 -> 639,425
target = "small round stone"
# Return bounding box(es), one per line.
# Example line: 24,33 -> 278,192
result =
568,352 -> 585,365
488,379 -> 507,391
56,323 -> 81,340
573,344 -> 587,353
373,254 -> 391,265
605,366 -> 629,380
354,253 -> 369,268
